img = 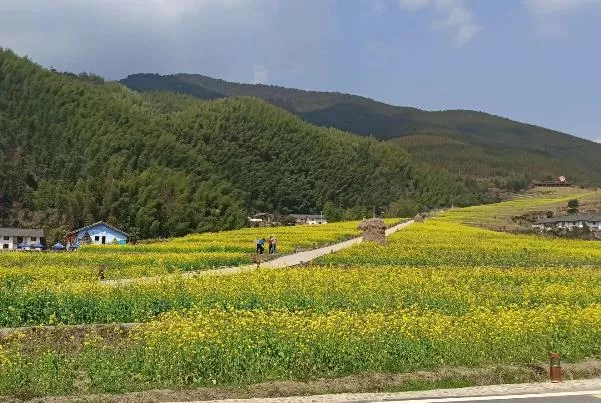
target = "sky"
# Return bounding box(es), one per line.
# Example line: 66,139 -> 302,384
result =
0,0 -> 600,142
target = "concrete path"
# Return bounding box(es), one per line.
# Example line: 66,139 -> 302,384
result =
184,379 -> 601,403
103,220 -> 413,285
263,220 -> 413,269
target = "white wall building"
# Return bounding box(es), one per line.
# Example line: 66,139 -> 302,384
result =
533,215 -> 601,231
0,228 -> 44,250
65,222 -> 129,248
289,214 -> 328,225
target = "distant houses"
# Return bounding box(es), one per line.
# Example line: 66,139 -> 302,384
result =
533,176 -> 570,187
65,221 -> 129,248
289,214 -> 328,225
533,214 -> 601,231
248,213 -> 275,226
0,227 -> 44,250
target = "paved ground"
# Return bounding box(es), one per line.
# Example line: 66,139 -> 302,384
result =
187,379 -> 601,403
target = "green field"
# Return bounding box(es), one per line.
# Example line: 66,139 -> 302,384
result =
2,190 -> 601,398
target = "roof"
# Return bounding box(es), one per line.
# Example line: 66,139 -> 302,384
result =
289,214 -> 327,220
536,214 -> 601,224
67,221 -> 129,237
0,227 -> 44,237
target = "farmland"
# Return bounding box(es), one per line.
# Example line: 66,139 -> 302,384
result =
2,189 -> 601,398
0,220 -> 379,284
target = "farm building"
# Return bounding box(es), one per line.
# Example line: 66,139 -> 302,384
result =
289,214 -> 328,225
533,176 -> 570,187
65,221 -> 129,248
533,214 -> 601,231
248,213 -> 275,225
0,227 -> 44,250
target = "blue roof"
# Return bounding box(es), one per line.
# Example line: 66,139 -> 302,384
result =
67,221 -> 129,237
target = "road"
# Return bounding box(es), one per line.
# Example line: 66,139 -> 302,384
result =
375,390 -> 601,402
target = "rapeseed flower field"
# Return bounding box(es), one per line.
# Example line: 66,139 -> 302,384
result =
2,190 -> 601,397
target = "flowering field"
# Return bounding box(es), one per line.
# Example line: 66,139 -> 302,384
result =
0,220 -> 390,284
2,192 -> 601,397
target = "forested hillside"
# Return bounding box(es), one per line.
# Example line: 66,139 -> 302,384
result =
122,73 -> 601,188
0,49 -> 488,241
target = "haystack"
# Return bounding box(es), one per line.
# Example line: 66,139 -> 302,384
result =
358,218 -> 387,244
414,214 -> 424,223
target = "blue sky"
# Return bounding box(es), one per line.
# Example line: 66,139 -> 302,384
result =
0,0 -> 600,141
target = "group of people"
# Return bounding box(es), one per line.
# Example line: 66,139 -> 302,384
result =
255,236 -> 277,254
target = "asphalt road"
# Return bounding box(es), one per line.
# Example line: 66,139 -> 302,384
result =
378,390 -> 601,403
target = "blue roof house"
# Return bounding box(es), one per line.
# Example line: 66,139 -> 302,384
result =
65,221 -> 129,248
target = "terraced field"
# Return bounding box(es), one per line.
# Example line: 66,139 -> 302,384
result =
2,190 -> 601,399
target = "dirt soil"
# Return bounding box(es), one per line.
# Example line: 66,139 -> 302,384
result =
7,360 -> 601,403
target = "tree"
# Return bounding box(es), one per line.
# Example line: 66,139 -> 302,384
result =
323,201 -> 342,222
568,199 -> 579,214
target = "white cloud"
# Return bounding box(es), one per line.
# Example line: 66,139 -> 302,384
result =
523,0 -> 601,38
595,137 -> 601,143
252,64 -> 268,84
400,0 -> 481,46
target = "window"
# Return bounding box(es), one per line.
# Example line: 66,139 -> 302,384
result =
2,244 -> 8,249
95,236 -> 100,242
101,236 -> 106,245
17,237 -> 23,244
31,237 -> 37,241
3,236 -> 8,241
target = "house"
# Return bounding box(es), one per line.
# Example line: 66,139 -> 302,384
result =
533,176 -> 570,187
289,214 -> 328,225
533,214 -> 601,231
248,213 -> 275,224
0,228 -> 44,251
65,221 -> 129,248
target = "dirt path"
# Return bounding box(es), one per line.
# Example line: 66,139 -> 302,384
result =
102,220 -> 413,286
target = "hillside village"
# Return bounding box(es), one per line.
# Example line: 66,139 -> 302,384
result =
0,213 -> 329,251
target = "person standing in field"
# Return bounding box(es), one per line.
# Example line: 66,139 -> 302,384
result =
270,235 -> 277,254
267,236 -> 273,254
256,238 -> 265,254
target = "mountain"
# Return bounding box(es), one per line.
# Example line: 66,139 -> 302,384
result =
0,49 -> 487,241
121,73 -> 601,188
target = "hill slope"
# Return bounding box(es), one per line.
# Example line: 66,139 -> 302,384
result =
121,73 -> 601,187
0,49 -> 486,240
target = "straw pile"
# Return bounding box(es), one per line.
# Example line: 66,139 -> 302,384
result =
358,218 -> 387,244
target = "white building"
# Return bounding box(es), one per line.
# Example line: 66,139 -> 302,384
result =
533,214 -> 601,231
65,222 -> 129,248
0,228 -> 44,250
289,214 -> 328,225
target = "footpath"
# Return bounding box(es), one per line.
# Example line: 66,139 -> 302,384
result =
263,220 -> 413,269
102,220 -> 414,285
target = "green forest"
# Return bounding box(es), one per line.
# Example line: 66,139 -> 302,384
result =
0,49 -> 488,241
122,73 -> 601,188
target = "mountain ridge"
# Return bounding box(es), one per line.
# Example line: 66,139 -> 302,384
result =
121,72 -> 601,188
0,48 -> 487,240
